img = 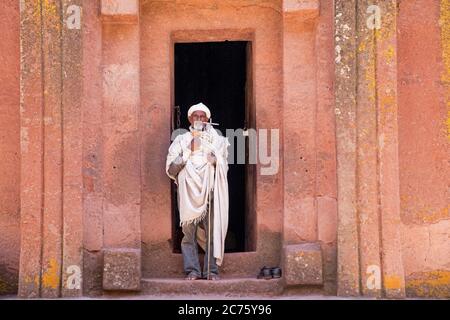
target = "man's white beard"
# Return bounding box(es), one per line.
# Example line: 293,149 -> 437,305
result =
193,120 -> 205,131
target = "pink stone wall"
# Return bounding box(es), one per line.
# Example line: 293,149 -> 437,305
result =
82,0 -> 105,294
283,0 -> 337,293
398,0 -> 450,297
0,0 -> 20,294
315,0 -> 338,292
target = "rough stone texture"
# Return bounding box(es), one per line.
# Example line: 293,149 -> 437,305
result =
141,277 -> 283,297
283,243 -> 323,286
355,0 -> 381,298
18,0 -> 45,299
398,0 -> 450,226
0,0 -> 20,296
82,0 -> 105,297
401,220 -> 450,298
100,8 -> 142,299
405,270 -> 450,298
321,243 -> 337,295
317,196 -> 337,244
40,0 -> 63,299
334,0 -> 361,297
397,0 -> 450,298
284,197 -> 316,244
315,0 -> 338,296
376,0 -> 406,299
83,250 -> 104,296
333,0 -> 433,299
101,22 -> 141,250
16,0 -> 84,298
282,3 -> 337,290
61,0 -> 84,298
103,249 -> 141,291
283,3 -> 319,244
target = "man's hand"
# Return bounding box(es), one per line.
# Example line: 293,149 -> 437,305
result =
191,130 -> 202,138
168,155 -> 186,177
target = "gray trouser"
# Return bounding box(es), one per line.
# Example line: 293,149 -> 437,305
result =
181,194 -> 219,277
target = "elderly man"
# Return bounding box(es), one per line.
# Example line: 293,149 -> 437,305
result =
166,102 -> 230,280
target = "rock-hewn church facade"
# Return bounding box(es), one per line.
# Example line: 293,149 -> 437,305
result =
0,0 -> 449,298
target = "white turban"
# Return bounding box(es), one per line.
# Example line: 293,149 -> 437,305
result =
187,102 -> 211,119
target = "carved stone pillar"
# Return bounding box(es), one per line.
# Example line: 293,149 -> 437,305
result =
100,0 -> 142,292
18,0 -> 83,298
334,0 -> 406,298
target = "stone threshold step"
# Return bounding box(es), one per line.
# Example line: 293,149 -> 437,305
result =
141,277 -> 284,296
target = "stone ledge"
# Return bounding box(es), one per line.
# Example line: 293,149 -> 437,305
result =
141,277 -> 284,296
100,0 -> 139,24
283,243 -> 323,286
283,0 -> 320,16
283,0 -> 320,20
103,248 -> 141,291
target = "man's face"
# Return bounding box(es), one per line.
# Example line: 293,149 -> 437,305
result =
188,110 -> 208,126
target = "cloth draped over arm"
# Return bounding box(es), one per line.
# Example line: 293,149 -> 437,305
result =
165,128 -> 230,266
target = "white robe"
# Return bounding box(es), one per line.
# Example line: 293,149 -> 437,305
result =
166,126 -> 230,266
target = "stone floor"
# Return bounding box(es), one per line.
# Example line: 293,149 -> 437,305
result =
0,294 -> 363,300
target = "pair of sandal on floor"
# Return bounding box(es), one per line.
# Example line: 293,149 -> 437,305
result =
185,272 -> 220,281
257,266 -> 282,280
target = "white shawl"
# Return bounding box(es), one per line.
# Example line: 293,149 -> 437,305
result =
166,126 -> 230,266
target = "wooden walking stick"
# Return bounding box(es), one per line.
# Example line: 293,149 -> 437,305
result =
207,189 -> 211,280
203,119 -> 217,280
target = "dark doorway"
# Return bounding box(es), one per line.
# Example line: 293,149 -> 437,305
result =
172,41 -> 253,253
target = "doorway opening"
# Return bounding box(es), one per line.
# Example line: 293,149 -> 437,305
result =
171,40 -> 256,254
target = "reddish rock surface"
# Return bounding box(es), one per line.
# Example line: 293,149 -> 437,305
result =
0,0 -> 448,298
0,0 -> 20,295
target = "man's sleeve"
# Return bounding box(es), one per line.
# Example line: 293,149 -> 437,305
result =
166,134 -> 191,180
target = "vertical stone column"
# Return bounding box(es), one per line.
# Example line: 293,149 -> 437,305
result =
356,0 -> 382,298
282,0 -> 324,287
444,0 -> 450,142
315,0 -> 338,295
82,0 -> 104,296
61,0 -> 84,298
100,0 -> 142,291
334,0 -> 361,296
283,0 -> 319,245
0,0 -> 21,295
40,0 -> 63,299
18,0 -> 45,298
335,0 -> 405,298
19,0 -> 66,298
18,0 -> 84,298
375,0 -> 405,298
